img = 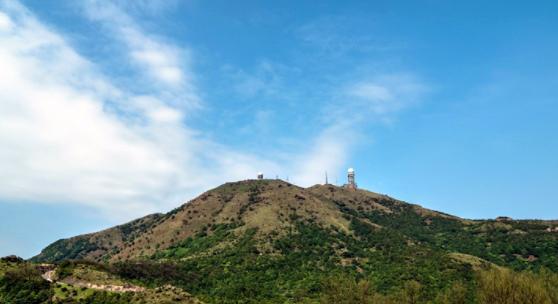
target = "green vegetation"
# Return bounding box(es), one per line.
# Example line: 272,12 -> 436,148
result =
52,282 -> 134,303
109,222 -> 470,303
316,269 -> 558,304
476,268 -> 558,304
5,256 -> 558,303
19,181 -> 558,303
106,221 -> 558,303
153,223 -> 240,259
35,238 -> 99,263
0,258 -> 199,303
359,202 -> 558,272
0,260 -> 52,304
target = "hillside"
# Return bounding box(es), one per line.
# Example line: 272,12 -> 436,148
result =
29,179 -> 558,303
33,180 -> 454,262
0,256 -> 202,303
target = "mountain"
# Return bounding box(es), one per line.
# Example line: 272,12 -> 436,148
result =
32,180 -> 456,263
29,179 -> 558,303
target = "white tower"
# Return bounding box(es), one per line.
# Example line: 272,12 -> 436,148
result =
347,168 -> 357,189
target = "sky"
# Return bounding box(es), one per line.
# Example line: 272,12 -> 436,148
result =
0,0 -> 557,258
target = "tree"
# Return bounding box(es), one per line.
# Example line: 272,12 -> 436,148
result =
477,268 -> 551,304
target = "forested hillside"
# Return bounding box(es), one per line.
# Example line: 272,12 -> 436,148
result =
14,180 -> 558,303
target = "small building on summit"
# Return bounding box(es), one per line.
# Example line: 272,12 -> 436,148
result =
344,167 -> 357,190
257,172 -> 264,180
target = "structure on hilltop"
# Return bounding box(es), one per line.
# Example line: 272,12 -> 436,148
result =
344,167 -> 357,190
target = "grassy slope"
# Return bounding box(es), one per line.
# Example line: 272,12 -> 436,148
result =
29,180 -> 558,303
32,213 -> 164,262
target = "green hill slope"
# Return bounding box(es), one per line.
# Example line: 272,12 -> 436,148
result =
0,257 -> 202,303
28,180 -> 558,303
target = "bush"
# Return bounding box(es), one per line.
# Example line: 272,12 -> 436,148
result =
1,255 -> 24,263
434,281 -> 468,304
0,264 -> 52,303
477,268 -> 552,304
319,275 -> 393,304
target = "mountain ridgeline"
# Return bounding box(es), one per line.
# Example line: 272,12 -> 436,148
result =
30,180 -> 558,303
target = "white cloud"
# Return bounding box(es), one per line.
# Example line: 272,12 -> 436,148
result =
131,48 -> 184,85
350,83 -> 393,103
0,0 -> 349,222
345,74 -> 428,116
0,1 -> 425,225
0,1 -> 277,219
0,11 -> 12,31
290,125 -> 354,186
300,74 -> 430,186
82,0 -> 197,108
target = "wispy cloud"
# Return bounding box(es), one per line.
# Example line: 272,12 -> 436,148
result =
295,15 -> 401,58
0,0 -> 356,222
346,74 -> 429,116
290,124 -> 355,186
0,1 -> 276,219
108,0 -> 181,14
0,10 -> 13,30
298,73 -> 430,184
82,0 -> 198,108
223,60 -> 298,100
0,1 -> 429,224
316,73 -> 429,128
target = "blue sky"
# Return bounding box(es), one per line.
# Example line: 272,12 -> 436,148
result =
0,0 -> 557,258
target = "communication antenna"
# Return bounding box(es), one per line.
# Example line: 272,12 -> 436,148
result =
325,171 -> 329,185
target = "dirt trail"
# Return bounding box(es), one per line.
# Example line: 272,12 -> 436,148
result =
42,270 -> 56,282
59,276 -> 145,293
69,281 -> 145,292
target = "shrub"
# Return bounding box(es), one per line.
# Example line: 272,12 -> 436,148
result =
477,268 -> 551,304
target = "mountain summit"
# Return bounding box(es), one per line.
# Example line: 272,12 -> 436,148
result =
32,179 -> 455,263
31,179 -> 558,302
